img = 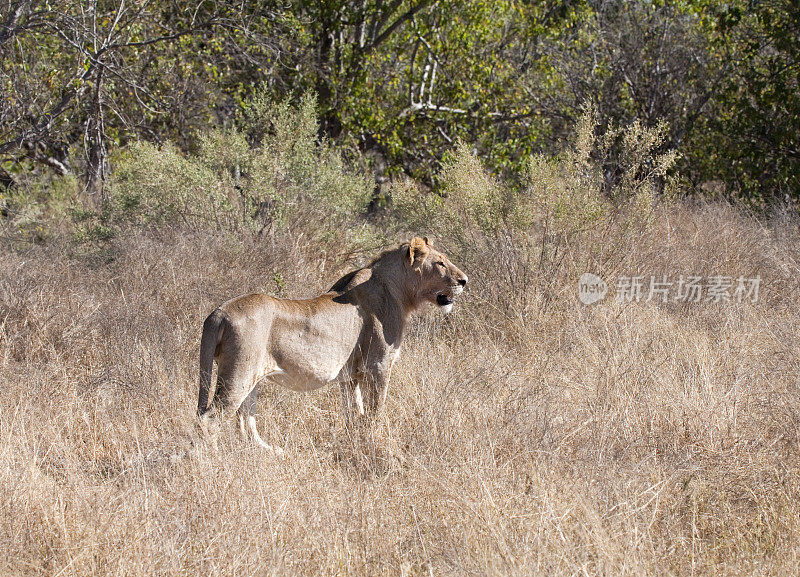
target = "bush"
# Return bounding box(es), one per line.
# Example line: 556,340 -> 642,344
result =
392,141 -> 509,256
395,106 -> 678,245
107,91 -> 373,236
0,166 -> 82,242
246,94 -> 373,226
109,140 -> 237,229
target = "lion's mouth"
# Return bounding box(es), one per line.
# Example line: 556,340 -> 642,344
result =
436,292 -> 454,307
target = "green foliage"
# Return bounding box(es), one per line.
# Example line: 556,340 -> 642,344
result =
106,92 -> 372,233
395,107 -> 677,246
343,0 -> 567,179
685,0 -> 800,200
0,164 -> 82,242
110,141 -> 234,228
248,94 -> 373,223
437,142 -> 506,234
517,109 -> 607,236
393,140 -> 508,250
2,0 -> 798,207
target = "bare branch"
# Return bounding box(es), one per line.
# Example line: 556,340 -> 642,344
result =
0,0 -> 32,45
0,83 -> 88,154
363,0 -> 431,56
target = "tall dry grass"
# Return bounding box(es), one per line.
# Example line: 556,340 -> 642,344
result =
1,198 -> 799,576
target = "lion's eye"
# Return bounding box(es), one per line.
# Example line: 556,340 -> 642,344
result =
435,261 -> 445,268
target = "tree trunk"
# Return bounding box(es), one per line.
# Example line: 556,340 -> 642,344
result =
85,67 -> 108,206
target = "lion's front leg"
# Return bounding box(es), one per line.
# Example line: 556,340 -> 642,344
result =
339,369 -> 388,431
361,343 -> 400,420
360,371 -> 390,419
339,379 -> 365,428
337,367 -> 404,473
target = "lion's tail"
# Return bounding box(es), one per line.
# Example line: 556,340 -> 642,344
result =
198,310 -> 224,416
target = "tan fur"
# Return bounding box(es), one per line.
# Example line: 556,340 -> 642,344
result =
197,237 -> 468,452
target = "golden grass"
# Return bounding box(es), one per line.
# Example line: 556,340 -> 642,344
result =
1,202 -> 799,576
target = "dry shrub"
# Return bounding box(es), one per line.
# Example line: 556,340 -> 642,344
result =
1,194 -> 799,575
107,92 -> 372,239
395,106 -> 678,249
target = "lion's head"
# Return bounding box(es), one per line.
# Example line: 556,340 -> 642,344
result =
406,236 -> 468,314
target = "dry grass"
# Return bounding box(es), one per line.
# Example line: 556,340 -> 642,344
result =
1,201 -> 799,576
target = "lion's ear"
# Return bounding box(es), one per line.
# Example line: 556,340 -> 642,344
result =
408,236 -> 430,267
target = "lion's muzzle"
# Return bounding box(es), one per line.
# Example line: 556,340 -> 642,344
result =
436,292 -> 454,307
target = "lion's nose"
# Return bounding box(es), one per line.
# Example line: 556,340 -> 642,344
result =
458,276 -> 468,286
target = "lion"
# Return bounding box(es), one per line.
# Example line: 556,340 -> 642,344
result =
197,236 -> 468,453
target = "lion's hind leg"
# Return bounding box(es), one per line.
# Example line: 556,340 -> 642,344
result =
194,407 -> 222,452
237,385 -> 284,457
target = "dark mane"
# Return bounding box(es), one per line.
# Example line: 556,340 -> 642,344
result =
328,244 -> 406,295
328,269 -> 362,293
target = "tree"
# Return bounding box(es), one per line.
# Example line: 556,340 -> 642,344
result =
295,0 -> 588,181
2,0 -> 798,203
689,0 -> 800,199
0,0 -> 240,202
